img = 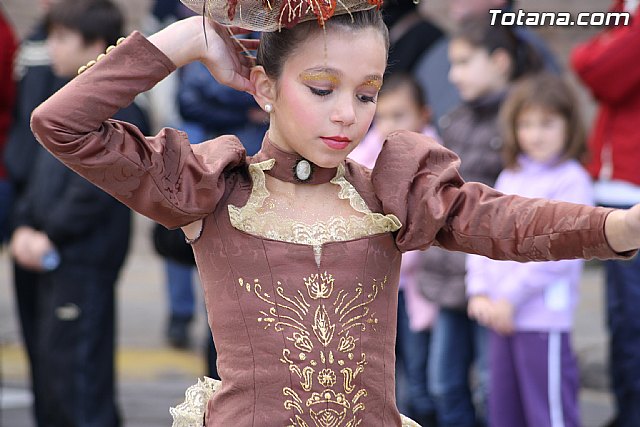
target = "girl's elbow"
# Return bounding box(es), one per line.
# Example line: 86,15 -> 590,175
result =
30,103 -> 72,151
30,104 -> 51,148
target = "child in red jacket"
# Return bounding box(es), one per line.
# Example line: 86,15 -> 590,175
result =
0,7 -> 17,241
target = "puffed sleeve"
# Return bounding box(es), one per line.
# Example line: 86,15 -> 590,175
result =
30,32 -> 246,229
372,130 -> 634,261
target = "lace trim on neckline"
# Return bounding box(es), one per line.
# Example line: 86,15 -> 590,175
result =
228,159 -> 401,265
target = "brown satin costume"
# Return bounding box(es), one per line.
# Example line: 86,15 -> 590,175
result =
30,33 -> 632,427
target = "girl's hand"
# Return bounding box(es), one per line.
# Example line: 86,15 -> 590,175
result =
198,20 -> 259,94
468,295 -> 493,326
625,203 -> 640,245
604,203 -> 640,253
489,299 -> 515,336
148,16 -> 258,93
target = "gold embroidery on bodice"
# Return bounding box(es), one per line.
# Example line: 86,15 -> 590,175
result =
170,379 -> 422,427
228,160 -> 401,266
238,272 -> 388,427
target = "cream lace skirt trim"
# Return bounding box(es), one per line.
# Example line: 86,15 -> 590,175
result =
170,377 -> 422,427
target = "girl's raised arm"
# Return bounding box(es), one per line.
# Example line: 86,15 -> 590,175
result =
31,26 -> 247,229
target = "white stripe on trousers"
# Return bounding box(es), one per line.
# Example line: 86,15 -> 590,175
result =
548,331 -> 565,427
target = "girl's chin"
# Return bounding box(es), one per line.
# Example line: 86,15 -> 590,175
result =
310,152 -> 350,169
295,140 -> 355,168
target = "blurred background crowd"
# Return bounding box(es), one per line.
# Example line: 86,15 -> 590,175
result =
0,0 -> 639,426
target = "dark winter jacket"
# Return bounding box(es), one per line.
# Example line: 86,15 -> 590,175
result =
5,25 -> 67,194
12,104 -> 149,270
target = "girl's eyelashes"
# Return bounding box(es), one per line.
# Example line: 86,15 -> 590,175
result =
358,94 -> 377,104
308,86 -> 377,104
308,86 -> 332,97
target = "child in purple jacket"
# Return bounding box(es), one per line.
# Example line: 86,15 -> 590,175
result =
466,73 -> 591,427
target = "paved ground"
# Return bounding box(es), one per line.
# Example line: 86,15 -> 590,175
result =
0,214 -> 619,427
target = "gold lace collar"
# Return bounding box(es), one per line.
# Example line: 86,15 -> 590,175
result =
228,159 -> 401,266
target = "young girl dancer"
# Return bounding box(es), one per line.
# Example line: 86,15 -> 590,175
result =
28,1 -> 640,426
467,73 -> 592,427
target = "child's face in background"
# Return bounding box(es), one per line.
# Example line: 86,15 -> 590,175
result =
448,38 -> 510,102
47,26 -> 104,78
516,106 -> 567,163
374,85 -> 430,137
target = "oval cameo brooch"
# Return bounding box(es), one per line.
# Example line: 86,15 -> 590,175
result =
294,159 -> 312,182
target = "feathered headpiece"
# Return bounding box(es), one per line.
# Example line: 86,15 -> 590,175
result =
180,0 -> 383,31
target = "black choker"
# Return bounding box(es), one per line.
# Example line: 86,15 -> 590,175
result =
254,135 -> 338,185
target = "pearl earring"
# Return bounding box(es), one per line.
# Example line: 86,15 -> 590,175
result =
264,103 -> 273,113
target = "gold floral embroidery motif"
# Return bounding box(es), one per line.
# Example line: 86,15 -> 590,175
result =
228,160 -> 401,266
238,272 -> 388,427
170,377 -> 422,427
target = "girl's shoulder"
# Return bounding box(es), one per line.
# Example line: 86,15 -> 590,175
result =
372,130 -> 454,188
371,130 -> 462,205
343,156 -> 380,212
376,130 -> 448,162
368,130 -> 464,252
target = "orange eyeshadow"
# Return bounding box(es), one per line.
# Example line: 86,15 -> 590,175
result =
300,71 -> 340,85
363,78 -> 382,91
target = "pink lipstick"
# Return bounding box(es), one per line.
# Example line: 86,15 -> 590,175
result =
321,136 -> 351,150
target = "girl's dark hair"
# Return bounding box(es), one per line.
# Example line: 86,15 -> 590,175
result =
379,72 -> 427,108
500,73 -> 587,168
453,15 -> 543,81
257,8 -> 390,79
46,0 -> 123,47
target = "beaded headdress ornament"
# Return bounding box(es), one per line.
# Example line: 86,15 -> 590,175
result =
180,0 -> 383,31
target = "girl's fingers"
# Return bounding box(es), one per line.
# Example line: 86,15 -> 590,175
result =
229,73 -> 255,94
240,53 -> 255,65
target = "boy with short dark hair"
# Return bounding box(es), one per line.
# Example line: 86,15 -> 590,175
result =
45,0 -> 123,78
8,1 -> 149,426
